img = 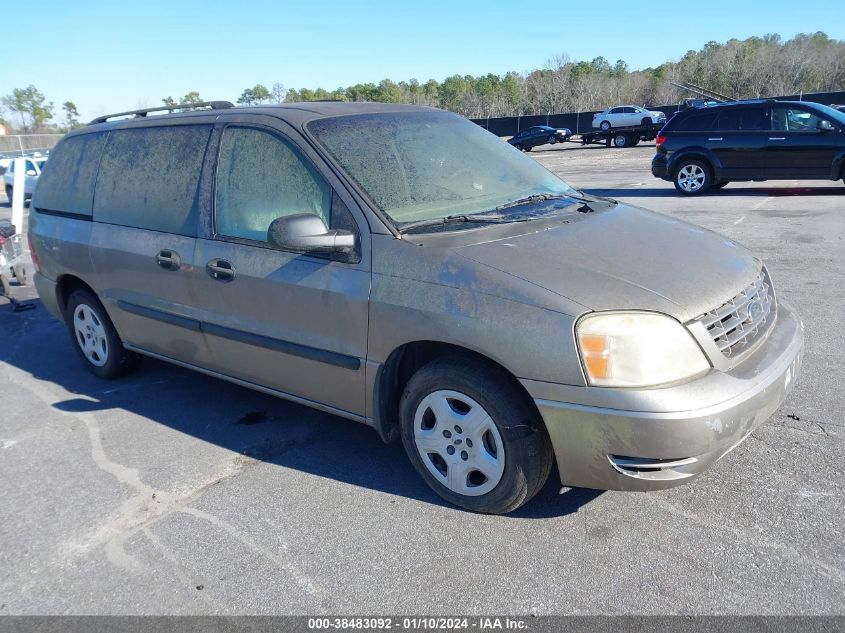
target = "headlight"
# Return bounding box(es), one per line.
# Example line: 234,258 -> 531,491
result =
576,312 -> 710,387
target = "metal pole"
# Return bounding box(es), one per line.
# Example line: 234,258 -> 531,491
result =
12,158 -> 25,233
17,135 -> 24,156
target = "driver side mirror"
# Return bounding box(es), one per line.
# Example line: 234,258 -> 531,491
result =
267,213 -> 357,256
818,119 -> 835,132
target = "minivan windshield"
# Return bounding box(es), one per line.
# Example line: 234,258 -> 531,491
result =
308,111 -> 579,226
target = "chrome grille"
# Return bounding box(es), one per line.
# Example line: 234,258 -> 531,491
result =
695,270 -> 775,358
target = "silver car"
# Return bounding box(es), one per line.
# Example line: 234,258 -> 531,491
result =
29,101 -> 803,514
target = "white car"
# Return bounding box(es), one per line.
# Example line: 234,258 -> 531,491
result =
592,105 -> 667,130
3,156 -> 47,200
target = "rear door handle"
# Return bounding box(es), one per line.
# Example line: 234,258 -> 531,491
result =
206,258 -> 235,282
155,249 -> 181,271
707,137 -> 723,141
769,137 -> 786,141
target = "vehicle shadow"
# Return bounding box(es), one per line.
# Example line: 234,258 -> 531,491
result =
1,299 -> 601,519
585,186 -> 845,198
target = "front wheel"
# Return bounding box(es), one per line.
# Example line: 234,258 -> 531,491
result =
5,185 -> 12,201
641,117 -> 652,127
399,357 -> 553,514
66,289 -> 140,379
673,159 -> 711,195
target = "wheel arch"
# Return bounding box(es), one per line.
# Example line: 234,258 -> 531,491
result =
831,149 -> 845,180
371,340 -> 547,447
55,274 -> 97,320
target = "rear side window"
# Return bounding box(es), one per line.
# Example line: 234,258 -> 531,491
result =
675,111 -> 718,131
93,125 -> 211,235
33,133 -> 107,216
716,108 -> 767,131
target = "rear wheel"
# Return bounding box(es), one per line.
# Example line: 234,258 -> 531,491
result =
613,133 -> 630,148
599,120 -> 611,131
399,357 -> 553,514
66,289 -> 140,379
673,159 -> 711,195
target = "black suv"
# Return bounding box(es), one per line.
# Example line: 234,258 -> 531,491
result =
652,100 -> 845,195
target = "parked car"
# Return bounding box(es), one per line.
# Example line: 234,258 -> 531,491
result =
3,156 -> 48,200
652,99 -> 845,195
679,98 -> 721,110
831,104 -> 845,113
29,101 -> 803,514
592,105 -> 667,130
507,125 -> 572,151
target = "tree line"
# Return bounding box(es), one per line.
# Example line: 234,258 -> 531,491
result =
2,32 -> 843,133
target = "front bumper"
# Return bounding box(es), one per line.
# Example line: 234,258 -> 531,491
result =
524,301 -> 804,491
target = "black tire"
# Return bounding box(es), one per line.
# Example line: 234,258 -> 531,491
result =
66,289 -> 140,379
5,185 -> 12,201
513,142 -> 523,151
629,137 -> 640,146
524,145 -> 532,152
641,117 -> 651,126
547,135 -> 557,145
399,356 -> 554,514
599,120 -> 611,131
711,180 -> 730,190
613,133 -> 630,148
673,159 -> 712,195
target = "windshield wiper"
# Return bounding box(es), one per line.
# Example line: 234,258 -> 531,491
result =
495,192 -> 595,211
399,213 -> 509,233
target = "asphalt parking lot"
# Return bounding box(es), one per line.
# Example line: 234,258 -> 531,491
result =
1,143 -> 843,615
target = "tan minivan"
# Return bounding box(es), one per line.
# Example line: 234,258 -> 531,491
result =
29,101 -> 803,513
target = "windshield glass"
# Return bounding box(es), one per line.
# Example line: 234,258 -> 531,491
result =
814,103 -> 845,126
308,111 -> 578,225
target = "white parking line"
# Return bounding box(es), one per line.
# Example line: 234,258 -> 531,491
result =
734,215 -> 746,225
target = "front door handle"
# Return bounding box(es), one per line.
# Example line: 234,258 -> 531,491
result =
155,249 -> 181,271
707,137 -> 723,141
769,137 -> 786,141
206,258 -> 235,282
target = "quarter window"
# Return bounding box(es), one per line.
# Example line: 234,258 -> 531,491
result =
676,112 -> 718,132
33,132 -> 107,215
215,127 -> 331,243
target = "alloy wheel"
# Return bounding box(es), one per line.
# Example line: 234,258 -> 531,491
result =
677,164 -> 706,192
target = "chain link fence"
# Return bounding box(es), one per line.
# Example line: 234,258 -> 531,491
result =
0,134 -> 64,157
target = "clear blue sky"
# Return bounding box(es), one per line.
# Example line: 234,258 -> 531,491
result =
3,0 -> 843,123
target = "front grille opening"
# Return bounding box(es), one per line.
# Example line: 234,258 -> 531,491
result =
695,270 -> 776,358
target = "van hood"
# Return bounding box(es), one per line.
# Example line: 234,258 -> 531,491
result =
454,204 -> 760,323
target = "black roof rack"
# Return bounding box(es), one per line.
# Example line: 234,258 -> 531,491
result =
89,101 -> 234,125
